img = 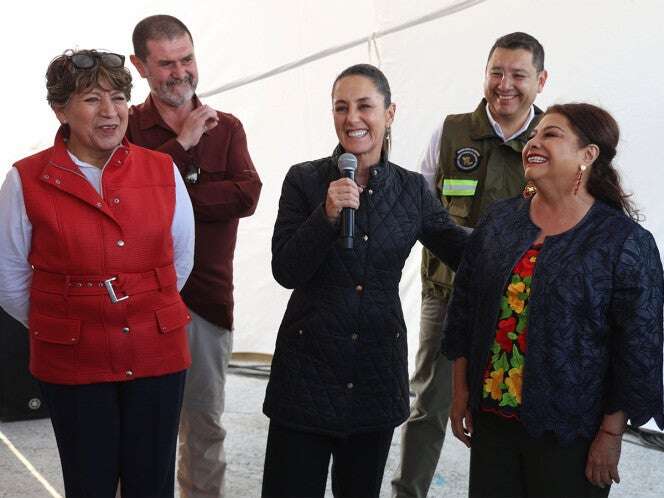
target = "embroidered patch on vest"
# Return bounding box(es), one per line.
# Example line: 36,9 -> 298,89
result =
455,147 -> 481,172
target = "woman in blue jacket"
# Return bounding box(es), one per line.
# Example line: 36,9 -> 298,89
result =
443,103 -> 664,498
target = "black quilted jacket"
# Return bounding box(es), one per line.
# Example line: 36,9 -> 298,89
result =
443,196 -> 664,443
263,149 -> 468,435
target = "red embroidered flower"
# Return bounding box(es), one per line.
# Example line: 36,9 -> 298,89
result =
496,317 -> 516,352
517,328 -> 527,353
514,249 -> 538,277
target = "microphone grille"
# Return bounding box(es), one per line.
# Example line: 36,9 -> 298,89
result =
338,153 -> 358,173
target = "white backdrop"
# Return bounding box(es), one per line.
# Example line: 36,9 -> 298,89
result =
2,0 -> 663,377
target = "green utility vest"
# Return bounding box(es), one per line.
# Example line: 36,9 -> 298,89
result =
421,100 -> 542,301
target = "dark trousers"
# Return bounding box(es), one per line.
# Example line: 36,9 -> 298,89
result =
39,370 -> 186,498
469,411 -> 611,498
261,421 -> 394,498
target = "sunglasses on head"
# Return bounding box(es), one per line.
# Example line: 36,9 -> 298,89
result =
66,51 -> 125,70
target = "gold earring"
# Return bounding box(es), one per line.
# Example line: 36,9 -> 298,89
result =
522,180 -> 537,198
574,164 -> 587,195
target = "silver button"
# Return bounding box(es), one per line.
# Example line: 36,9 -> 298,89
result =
96,202 -> 102,208
372,169 -> 378,177
116,240 -> 125,247
43,174 -> 50,180
112,198 -> 120,204
367,189 -> 374,195
125,370 -> 133,377
363,234 -> 368,241
346,382 -> 354,389
351,333 -> 359,341
355,284 -> 363,294
396,332 -> 401,338
298,329 -> 303,336
55,179 -> 61,185
122,327 -> 130,334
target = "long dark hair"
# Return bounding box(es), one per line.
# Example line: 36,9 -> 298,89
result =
546,103 -> 639,220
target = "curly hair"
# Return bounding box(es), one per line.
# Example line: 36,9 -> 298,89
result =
46,49 -> 132,108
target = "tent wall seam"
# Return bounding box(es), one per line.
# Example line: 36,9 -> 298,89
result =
199,0 -> 488,97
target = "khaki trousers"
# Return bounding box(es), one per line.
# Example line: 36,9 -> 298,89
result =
392,294 -> 452,498
177,309 -> 233,498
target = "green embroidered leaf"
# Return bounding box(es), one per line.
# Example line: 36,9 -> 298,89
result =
491,342 -> 501,354
499,393 -> 518,407
491,353 -> 501,366
499,383 -> 507,389
516,314 -> 527,333
482,390 -> 489,399
523,276 -> 532,286
511,345 -> 524,369
511,275 -> 521,284
500,297 -> 512,319
496,353 -> 510,372
518,292 -> 528,300
507,332 -> 518,340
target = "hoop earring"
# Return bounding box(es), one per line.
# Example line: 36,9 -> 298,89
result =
574,164 -> 587,195
522,181 -> 537,198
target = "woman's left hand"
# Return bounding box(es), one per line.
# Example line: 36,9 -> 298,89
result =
585,430 -> 622,488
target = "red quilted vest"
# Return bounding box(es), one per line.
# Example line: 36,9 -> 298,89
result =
15,128 -> 191,384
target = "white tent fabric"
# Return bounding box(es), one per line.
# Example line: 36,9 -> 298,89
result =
3,0 -> 664,427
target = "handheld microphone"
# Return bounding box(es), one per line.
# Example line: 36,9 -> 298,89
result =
337,153 -> 358,249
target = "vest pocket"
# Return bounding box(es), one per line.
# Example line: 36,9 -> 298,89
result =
29,312 -> 81,379
29,312 -> 81,345
155,301 -> 191,335
446,196 -> 473,222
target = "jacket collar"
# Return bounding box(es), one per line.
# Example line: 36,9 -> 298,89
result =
331,144 -> 390,185
469,99 -> 543,145
48,125 -> 130,173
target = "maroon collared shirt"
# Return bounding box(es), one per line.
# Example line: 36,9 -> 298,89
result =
127,95 -> 262,330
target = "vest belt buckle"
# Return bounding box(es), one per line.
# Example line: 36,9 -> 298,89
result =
103,277 -> 128,304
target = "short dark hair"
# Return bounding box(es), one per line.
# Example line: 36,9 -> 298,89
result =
332,63 -> 391,108
132,15 -> 193,61
487,32 -> 545,72
546,103 -> 638,220
46,50 -> 132,108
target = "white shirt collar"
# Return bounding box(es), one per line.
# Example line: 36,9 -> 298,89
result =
485,104 -> 535,142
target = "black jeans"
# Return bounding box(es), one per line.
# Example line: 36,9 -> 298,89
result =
40,370 -> 186,498
262,421 -> 394,498
469,411 -> 611,498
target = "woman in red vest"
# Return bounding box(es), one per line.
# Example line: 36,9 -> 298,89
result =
0,50 -> 195,497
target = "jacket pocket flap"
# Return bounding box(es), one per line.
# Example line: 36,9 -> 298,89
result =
447,196 -> 473,219
29,313 -> 81,345
155,302 -> 191,334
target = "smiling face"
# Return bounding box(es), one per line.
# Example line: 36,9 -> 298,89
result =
522,113 -> 598,193
332,75 -> 395,168
484,48 -> 547,127
54,80 -> 128,167
131,34 -> 198,108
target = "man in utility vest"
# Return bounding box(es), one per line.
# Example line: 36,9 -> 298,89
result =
127,15 -> 262,498
392,32 -> 548,498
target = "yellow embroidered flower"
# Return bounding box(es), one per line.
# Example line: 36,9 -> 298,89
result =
507,281 -> 526,314
484,368 -> 504,401
505,366 -> 523,405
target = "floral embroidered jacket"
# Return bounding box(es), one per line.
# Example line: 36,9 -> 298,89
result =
442,196 -> 664,444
